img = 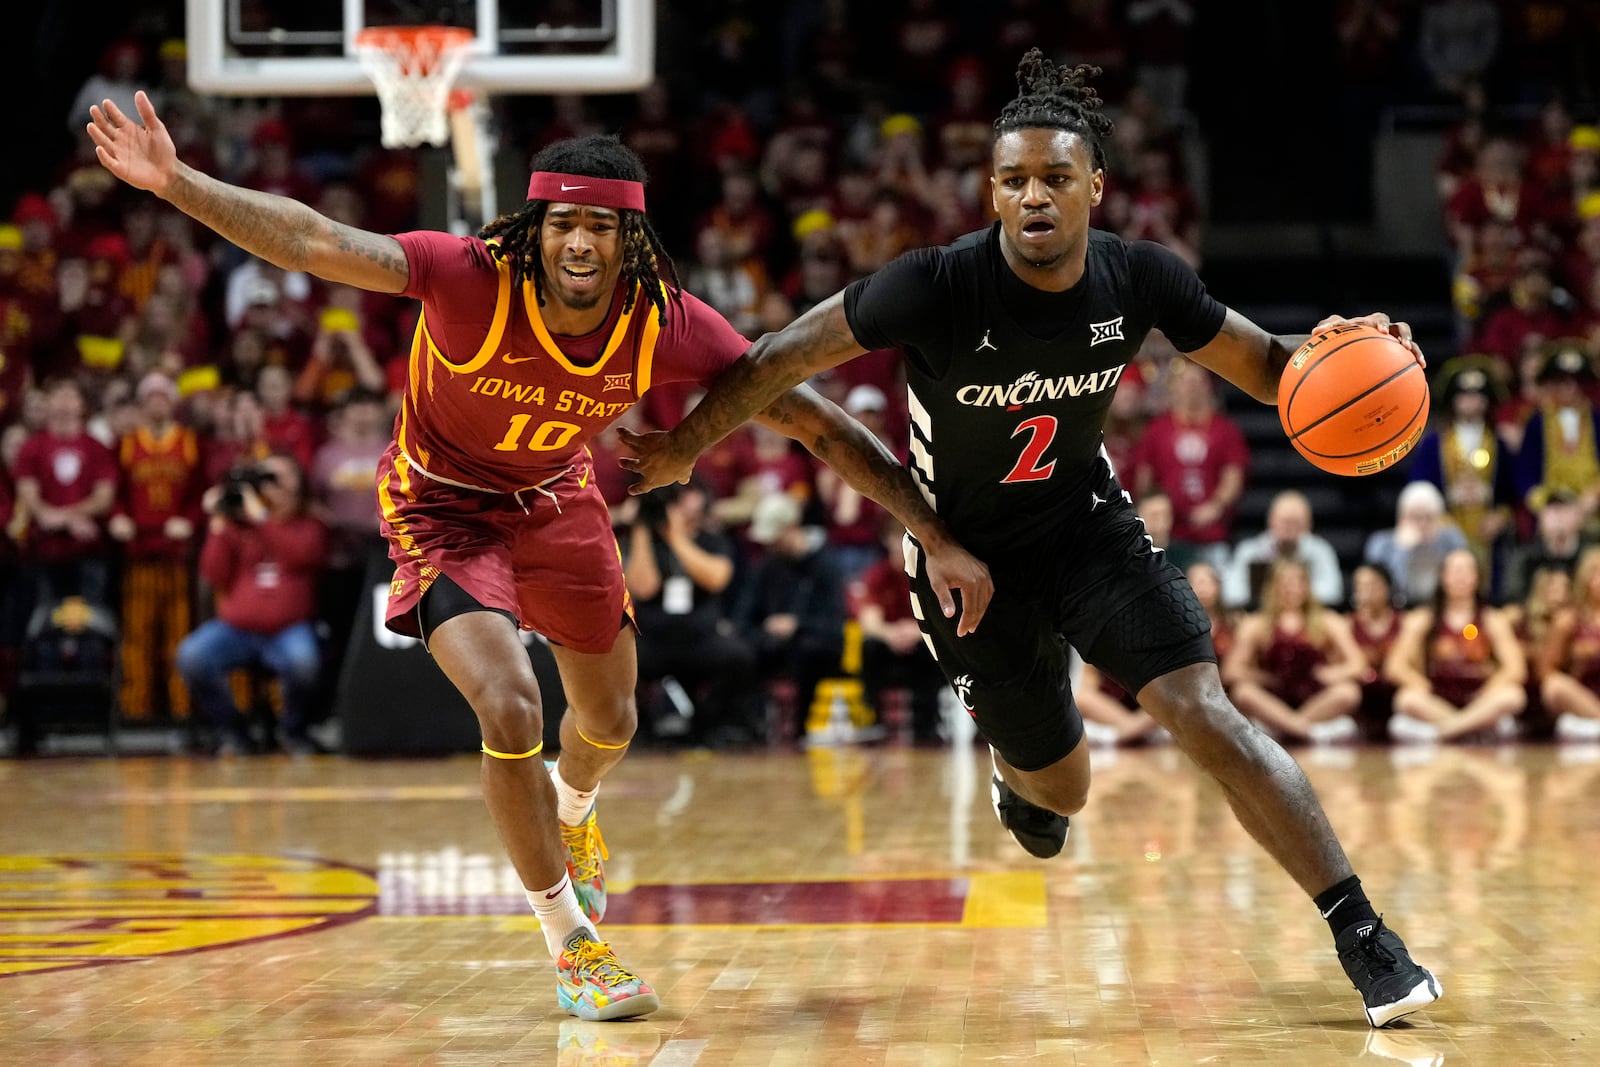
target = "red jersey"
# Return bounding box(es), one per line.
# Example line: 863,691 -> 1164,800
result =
13,429 -> 116,561
1563,615 -> 1600,691
1255,620 -> 1329,707
1426,610 -> 1497,706
1132,411 -> 1250,544
1352,610 -> 1401,677
853,556 -> 915,625
116,424 -> 203,560
199,514 -> 328,634
392,231 -> 750,493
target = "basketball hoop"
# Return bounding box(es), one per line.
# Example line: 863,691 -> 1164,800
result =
354,26 -> 475,149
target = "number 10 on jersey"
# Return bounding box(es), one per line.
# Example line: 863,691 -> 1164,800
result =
493,414 -> 583,452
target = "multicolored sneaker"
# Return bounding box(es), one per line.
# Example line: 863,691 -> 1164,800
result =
561,809 -> 608,923
556,932 -> 660,1022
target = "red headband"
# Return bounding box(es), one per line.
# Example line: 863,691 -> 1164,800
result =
526,171 -> 646,212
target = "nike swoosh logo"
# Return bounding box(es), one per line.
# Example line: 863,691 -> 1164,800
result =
561,183 -> 587,191
1319,893 -> 1349,919
502,353 -> 539,364
545,888 -> 565,900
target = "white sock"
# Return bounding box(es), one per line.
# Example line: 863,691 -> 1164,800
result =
527,874 -> 594,958
550,761 -> 598,827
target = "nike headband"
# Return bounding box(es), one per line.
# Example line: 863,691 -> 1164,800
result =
526,171 -> 646,212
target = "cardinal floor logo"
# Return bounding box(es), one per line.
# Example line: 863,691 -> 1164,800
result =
0,854 -> 378,977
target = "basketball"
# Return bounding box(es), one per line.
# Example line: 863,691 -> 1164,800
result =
1277,322 -> 1430,477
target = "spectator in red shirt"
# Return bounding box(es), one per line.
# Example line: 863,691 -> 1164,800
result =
1476,262 -> 1571,360
818,384 -> 892,579
12,377 -> 117,603
256,365 -> 318,471
177,451 -> 327,754
1131,360 -> 1248,567
853,518 -> 947,743
240,119 -> 320,204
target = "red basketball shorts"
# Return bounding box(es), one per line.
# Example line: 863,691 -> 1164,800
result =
376,444 -> 631,654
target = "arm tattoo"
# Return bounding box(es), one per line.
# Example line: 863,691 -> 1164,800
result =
672,296 -> 864,458
167,165 -> 408,291
761,389 -> 945,543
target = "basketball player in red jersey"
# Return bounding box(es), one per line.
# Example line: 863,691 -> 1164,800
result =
88,92 -> 992,1022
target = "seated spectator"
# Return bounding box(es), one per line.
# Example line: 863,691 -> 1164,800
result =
1407,358 -> 1516,575
1223,490 -> 1344,609
1514,343 -> 1600,519
1186,560 -> 1235,664
108,372 -> 201,722
735,493 -> 846,727
686,226 -> 765,337
1363,481 -> 1471,607
256,365 -> 318,471
1075,660 -> 1165,746
624,480 -> 756,747
1385,547 -> 1527,742
1507,565 -> 1573,735
1138,491 -> 1194,573
178,452 -> 327,755
1131,360 -> 1247,569
852,520 -> 945,744
1539,546 -> 1600,739
1222,559 -> 1366,743
711,424 -> 814,533
1476,263 -> 1570,361
817,385 -> 891,580
1502,489 -> 1596,602
12,378 -> 116,604
1350,562 -> 1403,739
294,301 -> 387,411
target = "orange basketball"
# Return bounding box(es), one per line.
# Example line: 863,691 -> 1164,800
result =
1278,323 -> 1430,477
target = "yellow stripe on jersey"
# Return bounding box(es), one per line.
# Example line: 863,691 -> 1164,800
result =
421,259 -> 514,376
634,285 -> 667,396
522,278 -> 644,377
407,317 -> 426,404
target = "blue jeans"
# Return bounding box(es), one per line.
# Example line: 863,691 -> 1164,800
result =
176,620 -> 320,736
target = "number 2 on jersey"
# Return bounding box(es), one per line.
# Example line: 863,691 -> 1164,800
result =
1001,415 -> 1058,483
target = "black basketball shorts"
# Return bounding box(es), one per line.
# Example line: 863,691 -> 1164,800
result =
904,464 -> 1217,772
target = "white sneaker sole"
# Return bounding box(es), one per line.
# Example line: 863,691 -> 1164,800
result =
1366,969 -> 1443,1028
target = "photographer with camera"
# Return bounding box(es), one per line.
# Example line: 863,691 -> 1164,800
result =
623,480 -> 758,747
176,451 -> 327,754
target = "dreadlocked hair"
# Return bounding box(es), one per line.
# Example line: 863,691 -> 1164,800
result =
994,47 -> 1115,171
479,134 -> 679,325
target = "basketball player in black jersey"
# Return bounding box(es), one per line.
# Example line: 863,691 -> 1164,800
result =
621,50 -> 1441,1028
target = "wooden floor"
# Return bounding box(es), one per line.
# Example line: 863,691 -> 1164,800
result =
2,742 -> 1597,1065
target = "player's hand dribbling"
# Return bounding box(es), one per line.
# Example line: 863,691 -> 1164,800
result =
1314,311 -> 1426,369
922,536 -> 993,637
86,91 -> 178,197
616,427 -> 696,494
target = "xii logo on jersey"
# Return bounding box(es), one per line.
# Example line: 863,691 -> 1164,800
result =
1089,316 -> 1125,347
603,372 -> 633,392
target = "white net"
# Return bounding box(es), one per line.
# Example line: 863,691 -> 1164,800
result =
354,27 -> 474,149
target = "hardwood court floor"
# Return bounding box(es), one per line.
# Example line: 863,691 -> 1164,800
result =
2,742 -> 1597,1065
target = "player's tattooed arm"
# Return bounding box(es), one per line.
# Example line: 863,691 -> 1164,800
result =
754,386 -> 993,635
88,91 -> 409,294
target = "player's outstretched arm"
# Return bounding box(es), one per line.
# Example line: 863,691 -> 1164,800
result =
1187,309 -> 1424,405
754,384 -> 992,634
88,91 -> 409,295
618,292 -> 866,492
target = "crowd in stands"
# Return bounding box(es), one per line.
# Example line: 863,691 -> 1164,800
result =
2,4 -> 1600,755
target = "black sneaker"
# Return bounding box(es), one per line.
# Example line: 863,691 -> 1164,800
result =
990,772 -> 1069,858
1336,916 -> 1442,1027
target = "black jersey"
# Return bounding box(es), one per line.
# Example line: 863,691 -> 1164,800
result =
844,224 -> 1226,551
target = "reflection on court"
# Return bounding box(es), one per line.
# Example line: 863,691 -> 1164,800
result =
1,744 -> 1596,1064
